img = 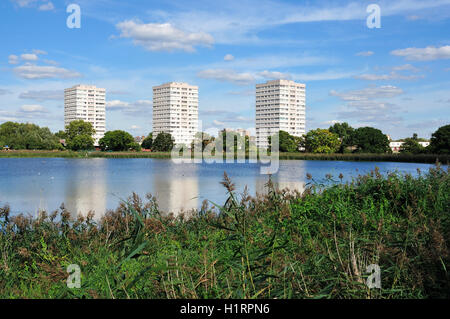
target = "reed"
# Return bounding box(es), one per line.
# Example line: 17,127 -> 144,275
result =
0,165 -> 449,298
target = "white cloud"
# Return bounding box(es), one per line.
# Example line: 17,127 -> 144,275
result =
20,53 -> 39,61
12,0 -> 38,7
13,64 -> 81,79
257,70 -> 291,80
197,69 -> 255,85
213,120 -> 225,126
8,55 -> 19,65
224,54 -> 234,61
330,85 -> 405,124
130,125 -> 140,130
0,89 -> 11,95
354,72 -> 423,81
38,2 -> 54,11
330,85 -> 404,101
106,99 -> 152,113
20,104 -> 47,113
391,45 -> 450,61
115,20 -> 214,52
32,49 -> 47,55
19,90 -> 63,101
392,64 -> 420,72
356,51 -> 374,56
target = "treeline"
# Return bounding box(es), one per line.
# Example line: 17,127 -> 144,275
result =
1,120 -> 449,155
275,123 -> 450,155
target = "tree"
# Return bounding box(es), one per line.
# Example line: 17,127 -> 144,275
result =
429,124 -> 450,154
352,127 -> 390,153
99,130 -> 139,151
65,120 -> 95,151
191,132 -> 214,151
400,135 -> 425,154
141,133 -> 153,149
0,121 -> 61,150
152,132 -> 174,152
55,130 -> 68,140
329,122 -> 354,153
269,130 -> 299,152
304,128 -> 340,153
67,135 -> 94,151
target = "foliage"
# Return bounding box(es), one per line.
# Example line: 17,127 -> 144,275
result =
191,132 -> 215,151
430,124 -> 450,154
65,120 -> 95,151
329,122 -> 354,153
99,130 -> 139,152
66,135 -> 94,151
304,128 -> 340,153
269,130 -> 299,152
352,127 -> 390,154
0,165 -> 449,299
0,121 -> 61,150
141,133 -> 153,149
152,132 -> 174,152
400,138 -> 425,154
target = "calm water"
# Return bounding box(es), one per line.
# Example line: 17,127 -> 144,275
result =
0,158 -> 439,218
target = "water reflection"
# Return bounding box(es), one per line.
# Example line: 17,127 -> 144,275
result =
0,158 -> 439,218
64,159 -> 107,219
152,164 -> 198,215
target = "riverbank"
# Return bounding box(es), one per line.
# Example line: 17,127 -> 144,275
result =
0,149 -> 448,164
0,165 -> 449,298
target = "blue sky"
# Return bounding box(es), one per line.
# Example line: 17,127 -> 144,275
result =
0,0 -> 449,139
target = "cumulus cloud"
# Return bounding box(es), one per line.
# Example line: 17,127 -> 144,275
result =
330,85 -> 404,124
115,20 -> 214,52
20,104 -> 48,113
330,85 -> 404,101
257,70 -> 292,80
8,55 -> 19,65
106,99 -> 152,114
20,53 -> 39,61
356,51 -> 374,56
354,72 -> 423,81
224,54 -> 235,61
13,64 -> 81,79
391,45 -> 450,61
19,90 -> 63,101
197,69 -> 255,85
38,2 -> 54,11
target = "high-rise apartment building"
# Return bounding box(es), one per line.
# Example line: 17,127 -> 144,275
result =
64,84 -> 106,145
152,82 -> 199,146
255,79 -> 306,149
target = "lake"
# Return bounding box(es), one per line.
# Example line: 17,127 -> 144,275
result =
0,158 -> 440,218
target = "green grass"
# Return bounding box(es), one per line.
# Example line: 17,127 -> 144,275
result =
1,150 -> 449,164
0,164 -> 449,299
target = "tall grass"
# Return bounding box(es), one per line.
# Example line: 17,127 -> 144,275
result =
0,165 -> 449,298
1,150 -> 449,164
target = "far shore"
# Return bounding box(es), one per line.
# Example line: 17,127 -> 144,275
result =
0,150 -> 448,164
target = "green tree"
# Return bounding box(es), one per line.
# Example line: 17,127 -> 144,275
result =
304,129 -> 341,153
400,135 -> 425,154
191,132 -> 214,151
99,130 -> 139,152
141,133 -> 153,149
66,135 -> 94,151
55,130 -> 67,140
429,124 -> 450,154
352,127 -> 390,153
152,132 -> 174,152
269,130 -> 299,152
329,122 -> 354,153
65,120 -> 95,151
0,121 -> 61,150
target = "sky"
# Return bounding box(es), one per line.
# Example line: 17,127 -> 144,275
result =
0,0 -> 449,139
